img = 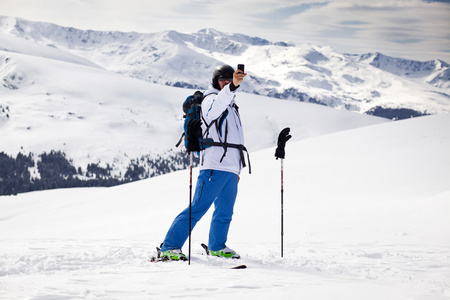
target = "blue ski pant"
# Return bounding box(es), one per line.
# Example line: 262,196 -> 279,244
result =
160,169 -> 238,252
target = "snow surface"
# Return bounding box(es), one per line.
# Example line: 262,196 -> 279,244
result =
1,113 -> 450,299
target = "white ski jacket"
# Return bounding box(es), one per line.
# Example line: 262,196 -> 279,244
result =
200,83 -> 248,175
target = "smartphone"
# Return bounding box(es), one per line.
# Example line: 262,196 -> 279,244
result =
237,64 -> 245,73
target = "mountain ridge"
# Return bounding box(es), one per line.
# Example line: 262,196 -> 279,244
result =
0,38 -> 388,195
0,15 -> 448,195
1,16 -> 449,119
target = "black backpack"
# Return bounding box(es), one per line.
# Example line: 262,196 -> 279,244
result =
175,91 -> 215,151
175,91 -> 201,150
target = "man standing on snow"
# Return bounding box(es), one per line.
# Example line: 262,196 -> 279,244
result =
159,64 -> 248,260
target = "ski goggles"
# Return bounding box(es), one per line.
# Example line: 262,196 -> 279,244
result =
218,77 -> 233,82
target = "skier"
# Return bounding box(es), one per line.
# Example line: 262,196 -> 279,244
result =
159,64 -> 248,260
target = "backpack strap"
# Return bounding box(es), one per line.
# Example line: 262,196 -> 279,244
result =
201,140 -> 251,174
175,132 -> 185,147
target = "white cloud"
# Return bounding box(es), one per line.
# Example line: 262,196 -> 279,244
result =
279,0 -> 450,61
0,0 -> 449,61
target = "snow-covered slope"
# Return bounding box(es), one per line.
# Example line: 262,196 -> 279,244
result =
1,114 -> 449,299
0,37 -> 389,188
1,16 -> 449,119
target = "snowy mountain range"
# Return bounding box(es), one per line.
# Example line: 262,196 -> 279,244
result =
0,16 -> 449,194
1,16 -> 449,119
1,16 -> 449,298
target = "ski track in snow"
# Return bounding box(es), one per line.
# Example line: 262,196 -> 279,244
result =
1,239 -> 449,299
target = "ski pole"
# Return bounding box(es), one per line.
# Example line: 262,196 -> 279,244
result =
275,127 -> 291,258
186,118 -> 202,265
281,158 -> 284,258
188,151 -> 193,265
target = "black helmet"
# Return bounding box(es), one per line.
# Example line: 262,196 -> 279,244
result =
212,64 -> 234,90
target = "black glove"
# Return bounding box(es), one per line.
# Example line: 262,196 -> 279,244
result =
275,127 -> 292,160
186,119 -> 202,152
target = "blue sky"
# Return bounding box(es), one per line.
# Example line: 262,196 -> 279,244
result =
0,0 -> 449,62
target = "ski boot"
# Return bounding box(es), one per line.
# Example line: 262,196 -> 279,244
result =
160,249 -> 187,261
210,246 -> 240,259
